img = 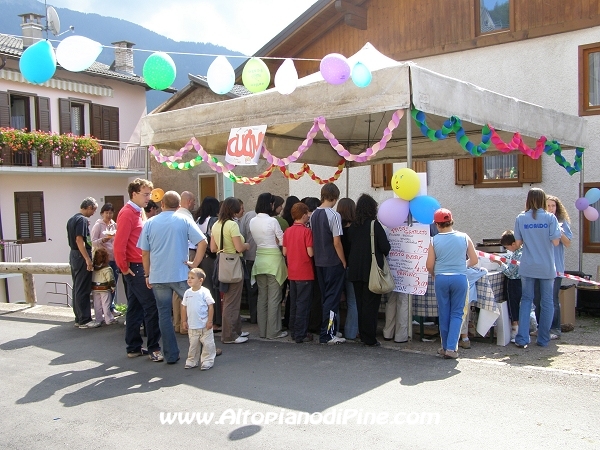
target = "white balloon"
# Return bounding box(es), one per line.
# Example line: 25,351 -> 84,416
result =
274,58 -> 298,95
56,35 -> 103,72
207,56 -> 235,95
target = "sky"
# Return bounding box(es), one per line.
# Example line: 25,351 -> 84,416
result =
47,0 -> 320,55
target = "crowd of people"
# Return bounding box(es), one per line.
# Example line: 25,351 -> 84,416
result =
66,178 -> 569,366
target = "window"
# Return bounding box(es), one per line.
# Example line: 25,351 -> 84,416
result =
579,43 -> 600,116
455,154 -> 542,187
371,161 -> 427,189
14,192 -> 46,244
477,0 -> 510,35
583,183 -> 600,253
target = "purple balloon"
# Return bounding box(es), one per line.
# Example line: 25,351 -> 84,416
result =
319,53 -> 350,85
377,198 -> 409,228
575,197 -> 589,211
584,206 -> 599,221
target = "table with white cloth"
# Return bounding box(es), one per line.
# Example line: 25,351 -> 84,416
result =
412,271 -> 505,339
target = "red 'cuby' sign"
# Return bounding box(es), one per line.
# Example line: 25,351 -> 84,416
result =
226,125 -> 267,165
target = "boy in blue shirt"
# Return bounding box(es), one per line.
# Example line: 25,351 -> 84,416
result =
498,230 -> 522,343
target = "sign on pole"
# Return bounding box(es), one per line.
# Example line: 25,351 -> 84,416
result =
386,224 -> 430,295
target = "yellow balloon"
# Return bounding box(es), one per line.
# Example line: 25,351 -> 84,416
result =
391,168 -> 420,201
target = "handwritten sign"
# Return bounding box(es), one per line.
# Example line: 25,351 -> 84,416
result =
386,224 -> 430,295
225,125 -> 267,165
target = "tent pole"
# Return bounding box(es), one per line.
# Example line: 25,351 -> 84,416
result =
406,108 -> 413,341
578,150 -> 584,272
345,162 -> 349,198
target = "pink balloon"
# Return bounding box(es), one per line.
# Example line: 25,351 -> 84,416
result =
377,198 -> 409,228
575,197 -> 589,211
583,206 -> 599,221
319,53 -> 350,85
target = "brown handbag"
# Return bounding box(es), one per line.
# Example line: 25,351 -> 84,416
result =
217,220 -> 243,283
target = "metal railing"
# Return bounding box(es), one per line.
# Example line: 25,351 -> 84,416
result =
0,142 -> 147,171
0,240 -> 23,263
45,281 -> 72,307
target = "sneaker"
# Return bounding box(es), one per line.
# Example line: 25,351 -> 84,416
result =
106,319 -> 118,325
444,350 -> 459,359
336,332 -> 343,338
530,330 -> 538,337
296,333 -> 314,343
510,328 -> 517,343
224,336 -> 248,344
327,336 -> 346,345
458,339 -> 471,349
437,348 -> 446,356
112,310 -> 122,317
275,331 -> 288,339
184,364 -> 198,369
149,350 -> 164,362
550,333 -> 559,340
73,322 -> 79,328
240,332 -> 250,338
216,348 -> 223,356
79,321 -> 101,329
127,350 -> 143,358
514,342 -> 528,349
200,364 -> 212,371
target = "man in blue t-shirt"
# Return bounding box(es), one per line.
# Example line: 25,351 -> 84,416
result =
309,183 -> 346,345
138,191 -> 207,364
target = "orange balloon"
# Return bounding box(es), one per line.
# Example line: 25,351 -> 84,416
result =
150,188 -> 164,203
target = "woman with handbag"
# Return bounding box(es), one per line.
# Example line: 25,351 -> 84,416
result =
210,197 -> 250,344
425,208 -> 478,359
250,193 -> 289,339
195,196 -> 222,332
347,194 -> 391,347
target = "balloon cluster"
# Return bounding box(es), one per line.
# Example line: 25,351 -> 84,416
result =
320,53 -> 372,88
377,168 -> 441,228
576,188 -> 600,221
20,36 -> 103,84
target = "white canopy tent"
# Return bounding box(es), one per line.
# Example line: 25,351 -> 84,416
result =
140,43 -> 587,167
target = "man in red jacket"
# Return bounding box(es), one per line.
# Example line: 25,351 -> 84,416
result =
114,178 -> 163,362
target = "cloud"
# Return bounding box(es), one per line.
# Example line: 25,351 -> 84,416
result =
49,0 -> 318,54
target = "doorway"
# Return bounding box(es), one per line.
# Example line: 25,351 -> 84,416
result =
105,195 -> 125,219
198,175 -> 218,201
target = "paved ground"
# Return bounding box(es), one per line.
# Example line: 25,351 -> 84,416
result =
1,303 -> 599,449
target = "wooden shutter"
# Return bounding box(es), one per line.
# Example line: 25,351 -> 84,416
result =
412,160 -> 427,172
454,158 -> 474,185
518,154 -> 542,184
36,97 -> 51,132
59,98 -> 71,134
108,106 -> 119,142
0,91 -> 10,128
14,192 -> 46,243
371,163 -> 385,187
90,103 -> 102,138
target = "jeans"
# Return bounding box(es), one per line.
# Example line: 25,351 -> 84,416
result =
533,277 -> 562,335
152,281 -> 189,363
343,269 -> 358,340
69,249 -> 92,325
517,277 -> 554,347
289,280 -> 313,342
506,278 -> 522,323
435,274 -> 468,352
124,263 -> 161,354
316,264 -> 345,343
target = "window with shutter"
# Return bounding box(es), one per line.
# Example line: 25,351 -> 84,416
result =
454,155 -> 541,187
14,192 -> 46,244
0,91 -> 10,128
36,97 -> 51,132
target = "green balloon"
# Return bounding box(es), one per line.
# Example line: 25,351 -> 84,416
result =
242,57 -> 270,93
143,52 -> 176,91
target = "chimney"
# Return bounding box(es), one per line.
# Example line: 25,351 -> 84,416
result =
19,13 -> 45,48
111,40 -> 135,74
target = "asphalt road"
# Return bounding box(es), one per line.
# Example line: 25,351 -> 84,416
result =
1,310 -> 599,449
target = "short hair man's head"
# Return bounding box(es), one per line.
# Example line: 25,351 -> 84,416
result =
320,183 -> 340,203
128,178 -> 153,200
180,191 -> 196,212
162,191 -> 181,210
80,197 -> 98,217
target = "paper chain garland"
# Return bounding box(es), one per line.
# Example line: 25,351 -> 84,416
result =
279,159 -> 346,184
262,110 -> 405,166
412,108 -> 585,175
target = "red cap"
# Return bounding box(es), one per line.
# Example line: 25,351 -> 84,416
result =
434,208 -> 452,223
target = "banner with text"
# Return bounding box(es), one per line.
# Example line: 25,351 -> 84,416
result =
386,224 -> 430,295
226,125 -> 267,165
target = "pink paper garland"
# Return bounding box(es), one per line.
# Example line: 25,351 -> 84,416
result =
488,126 -> 547,159
149,138 -> 236,173
262,110 -> 405,166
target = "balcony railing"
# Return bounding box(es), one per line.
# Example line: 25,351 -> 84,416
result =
0,141 -> 147,171
0,240 -> 23,263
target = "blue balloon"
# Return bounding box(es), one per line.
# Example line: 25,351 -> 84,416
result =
409,195 -> 441,224
585,187 -> 600,205
19,40 -> 56,84
351,62 -> 372,88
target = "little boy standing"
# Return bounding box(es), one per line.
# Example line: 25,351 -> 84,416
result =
282,202 -> 314,343
181,268 -> 217,370
498,230 -> 523,343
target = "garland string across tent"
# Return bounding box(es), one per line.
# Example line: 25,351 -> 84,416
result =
412,108 -> 585,175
